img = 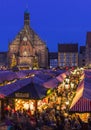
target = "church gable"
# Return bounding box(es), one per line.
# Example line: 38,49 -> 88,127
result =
29,28 -> 46,46
8,11 -> 48,69
19,36 -> 34,57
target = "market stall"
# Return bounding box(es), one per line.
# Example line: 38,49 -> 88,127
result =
70,70 -> 91,122
0,76 -> 49,117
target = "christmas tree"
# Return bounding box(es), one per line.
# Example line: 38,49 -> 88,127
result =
10,54 -> 17,69
33,56 -> 39,69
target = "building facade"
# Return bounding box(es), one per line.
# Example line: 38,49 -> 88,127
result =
58,43 -> 78,67
79,46 -> 86,67
0,52 -> 7,69
86,32 -> 91,66
8,11 -> 48,69
49,52 -> 58,68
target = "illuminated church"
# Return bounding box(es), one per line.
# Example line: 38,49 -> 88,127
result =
8,10 -> 48,69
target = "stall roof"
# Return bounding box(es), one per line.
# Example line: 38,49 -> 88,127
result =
0,77 -> 48,99
0,69 -> 66,83
0,78 -> 31,98
70,97 -> 91,112
43,78 -> 60,88
70,70 -> 91,112
0,69 -> 67,99
0,71 -> 17,83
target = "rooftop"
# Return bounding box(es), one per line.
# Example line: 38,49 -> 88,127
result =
58,43 -> 78,52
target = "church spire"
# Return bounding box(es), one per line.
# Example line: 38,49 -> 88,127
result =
24,8 -> 30,26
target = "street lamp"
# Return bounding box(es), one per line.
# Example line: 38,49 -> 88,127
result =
65,83 -> 69,89
65,100 -> 70,113
70,82 -> 75,89
65,76 -> 70,84
65,100 -> 69,105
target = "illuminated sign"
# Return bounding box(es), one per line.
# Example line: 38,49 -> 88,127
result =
47,89 -> 52,95
15,92 -> 29,98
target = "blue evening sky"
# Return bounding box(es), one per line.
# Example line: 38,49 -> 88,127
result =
0,0 -> 91,52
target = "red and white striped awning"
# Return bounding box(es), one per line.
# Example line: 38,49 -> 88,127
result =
70,70 -> 91,112
70,97 -> 91,112
70,80 -> 84,109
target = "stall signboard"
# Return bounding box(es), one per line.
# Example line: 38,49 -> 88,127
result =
15,92 -> 30,98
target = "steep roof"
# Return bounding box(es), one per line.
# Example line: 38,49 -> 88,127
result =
58,43 -> 78,52
24,9 -> 29,14
11,25 -> 46,47
10,11 -> 47,47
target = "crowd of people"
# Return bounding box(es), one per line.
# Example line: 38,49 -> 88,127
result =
0,108 -> 91,130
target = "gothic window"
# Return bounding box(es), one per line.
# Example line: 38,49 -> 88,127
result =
23,51 -> 28,56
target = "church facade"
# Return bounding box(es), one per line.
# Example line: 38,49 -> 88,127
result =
8,11 -> 48,69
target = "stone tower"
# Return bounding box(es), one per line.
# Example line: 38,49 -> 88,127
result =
24,10 -> 30,26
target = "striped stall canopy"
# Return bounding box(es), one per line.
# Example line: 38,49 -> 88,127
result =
70,70 -> 91,112
70,97 -> 91,112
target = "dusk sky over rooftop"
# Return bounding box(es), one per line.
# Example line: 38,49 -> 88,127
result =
0,0 -> 91,52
